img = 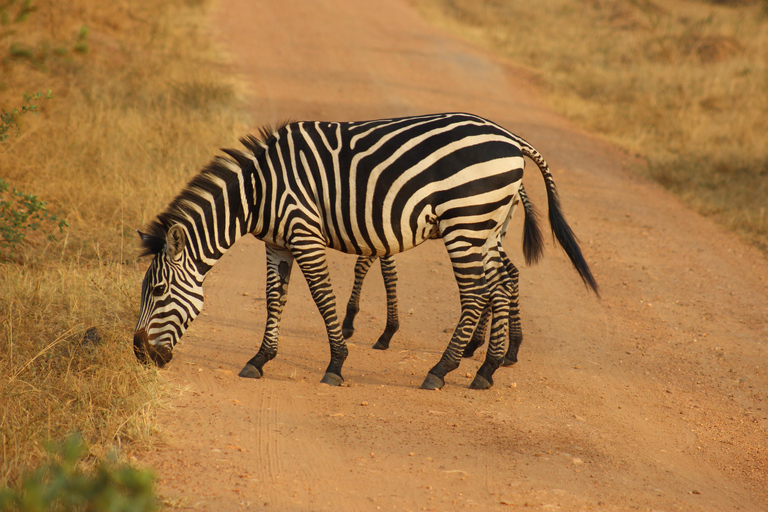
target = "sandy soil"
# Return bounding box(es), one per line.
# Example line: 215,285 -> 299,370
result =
137,0 -> 768,510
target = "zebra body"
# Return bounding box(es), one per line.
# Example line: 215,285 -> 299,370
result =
341,184 -> 543,365
134,112 -> 596,389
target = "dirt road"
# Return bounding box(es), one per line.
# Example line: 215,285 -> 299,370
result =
137,1 -> 768,510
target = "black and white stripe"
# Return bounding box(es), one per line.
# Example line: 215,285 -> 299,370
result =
133,112 -> 597,389
341,183 -> 544,365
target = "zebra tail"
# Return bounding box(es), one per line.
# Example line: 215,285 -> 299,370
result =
519,185 -> 544,266
520,141 -> 600,297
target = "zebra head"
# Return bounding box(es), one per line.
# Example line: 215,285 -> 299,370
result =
134,224 -> 204,367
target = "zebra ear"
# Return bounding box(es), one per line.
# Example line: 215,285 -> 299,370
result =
165,225 -> 186,260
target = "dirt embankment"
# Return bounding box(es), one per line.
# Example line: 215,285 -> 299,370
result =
137,1 -> 768,510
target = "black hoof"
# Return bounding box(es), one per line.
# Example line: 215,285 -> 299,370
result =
502,356 -> 517,367
420,373 -> 444,390
320,372 -> 344,386
238,363 -> 263,379
372,330 -> 394,351
468,374 -> 493,389
342,314 -> 355,339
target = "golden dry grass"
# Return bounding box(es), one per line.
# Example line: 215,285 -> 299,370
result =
411,0 -> 768,251
1,0 -> 243,483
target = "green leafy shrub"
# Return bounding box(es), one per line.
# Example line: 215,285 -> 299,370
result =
0,178 -> 67,261
0,91 -> 52,142
0,434 -> 158,512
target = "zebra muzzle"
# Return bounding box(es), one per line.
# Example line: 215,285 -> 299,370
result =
133,329 -> 173,368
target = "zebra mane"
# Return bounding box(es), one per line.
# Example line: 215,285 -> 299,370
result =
138,122 -> 288,257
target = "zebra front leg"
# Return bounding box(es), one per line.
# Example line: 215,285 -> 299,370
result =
342,256 -> 375,339
239,244 -> 294,379
372,256 -> 399,350
294,246 -> 348,386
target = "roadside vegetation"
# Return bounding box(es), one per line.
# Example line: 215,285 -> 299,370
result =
0,0 -> 242,495
412,0 -> 768,252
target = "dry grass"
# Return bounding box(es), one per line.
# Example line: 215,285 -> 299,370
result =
1,0 -> 243,484
411,0 -> 768,251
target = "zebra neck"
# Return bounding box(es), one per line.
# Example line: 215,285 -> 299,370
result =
180,164 -> 256,277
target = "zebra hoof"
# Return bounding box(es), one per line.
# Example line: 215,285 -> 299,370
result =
372,340 -> 389,350
420,373 -> 444,390
238,364 -> 263,379
468,374 -> 493,390
320,372 -> 344,386
502,357 -> 517,367
342,327 -> 355,339
372,330 -> 394,351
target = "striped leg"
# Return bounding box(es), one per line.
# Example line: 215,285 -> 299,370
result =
463,197 -> 519,360
421,246 -> 488,390
372,256 -> 399,350
293,245 -> 349,386
342,256 -> 400,350
471,246 -> 513,389
462,247 -> 524,365
239,244 -> 294,379
502,253 -> 523,366
463,306 -> 490,358
342,256 -> 375,339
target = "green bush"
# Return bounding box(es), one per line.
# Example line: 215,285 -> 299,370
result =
0,178 -> 67,261
0,91 -> 52,142
0,434 -> 158,512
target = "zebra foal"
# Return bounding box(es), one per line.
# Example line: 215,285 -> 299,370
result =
133,113 -> 598,390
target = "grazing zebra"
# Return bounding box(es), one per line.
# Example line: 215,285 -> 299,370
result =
133,112 -> 598,390
341,184 -> 544,369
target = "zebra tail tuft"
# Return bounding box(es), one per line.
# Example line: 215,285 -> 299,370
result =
522,142 -> 599,297
520,186 -> 544,266
546,188 -> 599,296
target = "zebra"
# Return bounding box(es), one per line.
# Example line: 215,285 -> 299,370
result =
341,184 -> 544,368
133,112 -> 598,390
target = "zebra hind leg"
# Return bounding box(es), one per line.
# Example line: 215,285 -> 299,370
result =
503,255 -> 523,366
463,305 -> 490,358
421,248 -> 487,390
342,256 -> 375,339
372,256 -> 399,350
239,244 -> 293,379
463,250 -> 524,366
470,249 -> 511,389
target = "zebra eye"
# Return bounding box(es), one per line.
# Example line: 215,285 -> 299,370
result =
152,284 -> 167,297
